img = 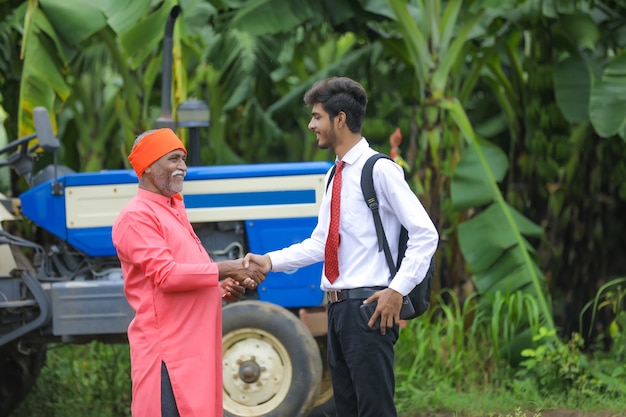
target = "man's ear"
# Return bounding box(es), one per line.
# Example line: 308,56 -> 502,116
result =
336,111 -> 346,128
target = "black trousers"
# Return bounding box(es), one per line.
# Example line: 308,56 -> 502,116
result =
161,362 -> 180,417
327,299 -> 400,417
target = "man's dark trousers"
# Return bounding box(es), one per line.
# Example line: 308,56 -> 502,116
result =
327,299 -> 399,417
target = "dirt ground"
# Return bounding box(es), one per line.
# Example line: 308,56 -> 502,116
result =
532,412 -> 624,417
407,410 -> 625,417
537,412 -> 625,417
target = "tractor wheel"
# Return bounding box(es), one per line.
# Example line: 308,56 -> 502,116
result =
0,343 -> 46,417
222,301 -> 322,417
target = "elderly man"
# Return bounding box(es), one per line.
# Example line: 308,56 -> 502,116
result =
112,128 -> 264,417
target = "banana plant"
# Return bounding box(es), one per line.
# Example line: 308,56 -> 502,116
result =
197,0 -> 396,164
383,0 -> 486,282
445,98 -> 555,354
14,0 -> 388,169
479,2 -> 626,333
386,0 -> 557,352
18,0 -> 178,171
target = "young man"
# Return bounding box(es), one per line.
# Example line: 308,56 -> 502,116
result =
245,77 -> 439,417
112,128 -> 265,417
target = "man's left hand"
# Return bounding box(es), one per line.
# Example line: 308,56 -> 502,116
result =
362,288 -> 404,335
221,277 -> 246,303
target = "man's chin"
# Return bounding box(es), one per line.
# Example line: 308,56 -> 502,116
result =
168,186 -> 184,196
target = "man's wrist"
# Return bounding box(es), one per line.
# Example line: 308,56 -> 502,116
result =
217,259 -> 237,280
265,254 -> 273,271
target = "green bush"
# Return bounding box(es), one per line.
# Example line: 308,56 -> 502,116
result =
12,286 -> 626,417
394,290 -> 626,415
12,342 -> 131,417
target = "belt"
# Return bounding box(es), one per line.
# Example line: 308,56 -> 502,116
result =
326,287 -> 385,303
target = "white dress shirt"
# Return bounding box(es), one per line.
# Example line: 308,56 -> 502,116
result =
268,138 -> 439,296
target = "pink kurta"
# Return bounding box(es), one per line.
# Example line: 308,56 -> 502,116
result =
112,188 -> 222,417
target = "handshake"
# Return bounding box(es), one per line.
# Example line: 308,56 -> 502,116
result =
217,253 -> 272,302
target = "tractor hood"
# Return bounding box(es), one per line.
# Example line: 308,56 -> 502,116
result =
20,162 -> 332,257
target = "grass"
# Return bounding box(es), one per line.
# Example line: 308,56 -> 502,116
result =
12,289 -> 626,417
393,289 -> 626,417
13,342 -> 131,417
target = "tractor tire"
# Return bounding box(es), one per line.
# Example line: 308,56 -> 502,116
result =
0,343 -> 46,417
222,301 -> 322,417
0,248 -> 46,417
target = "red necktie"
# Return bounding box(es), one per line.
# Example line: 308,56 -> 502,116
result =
325,161 -> 345,283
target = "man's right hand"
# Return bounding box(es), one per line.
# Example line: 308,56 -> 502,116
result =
243,253 -> 272,274
217,259 -> 266,288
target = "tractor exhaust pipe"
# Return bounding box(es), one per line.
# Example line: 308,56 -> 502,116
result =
156,5 -> 181,130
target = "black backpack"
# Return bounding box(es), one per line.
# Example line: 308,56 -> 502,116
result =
327,153 -> 436,319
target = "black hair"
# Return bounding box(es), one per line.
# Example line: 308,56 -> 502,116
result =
303,77 -> 368,134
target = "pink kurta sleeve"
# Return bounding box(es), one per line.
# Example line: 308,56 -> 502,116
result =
114,204 -> 219,292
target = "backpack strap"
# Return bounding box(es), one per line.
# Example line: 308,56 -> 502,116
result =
325,164 -> 337,192
360,154 -> 397,278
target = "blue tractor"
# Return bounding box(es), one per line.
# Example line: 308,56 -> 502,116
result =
0,107 -> 335,416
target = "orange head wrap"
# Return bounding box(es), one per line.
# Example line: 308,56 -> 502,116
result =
128,128 -> 187,178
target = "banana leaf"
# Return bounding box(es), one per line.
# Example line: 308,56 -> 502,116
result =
382,0 -> 557,359
589,51 -> 626,140
444,98 -> 556,340
18,0 -> 163,137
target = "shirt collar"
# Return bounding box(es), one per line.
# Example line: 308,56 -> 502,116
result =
337,137 -> 369,166
137,188 -> 183,206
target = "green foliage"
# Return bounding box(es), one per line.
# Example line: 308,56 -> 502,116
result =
13,290 -> 626,416
579,277 -> 626,393
395,290 -> 493,392
448,101 -> 554,355
394,290 -> 626,415
394,290 -> 542,415
3,0 -> 626,414
607,311 -> 626,363
580,277 -> 626,348
13,342 -> 131,417
518,329 -> 591,395
515,328 -> 626,408
487,291 -> 542,363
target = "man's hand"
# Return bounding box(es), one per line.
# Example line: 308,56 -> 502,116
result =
221,277 -> 246,303
217,258 -> 266,288
243,253 -> 272,274
362,288 -> 404,335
